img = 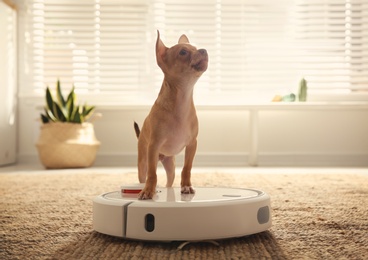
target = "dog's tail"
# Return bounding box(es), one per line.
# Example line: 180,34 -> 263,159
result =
133,121 -> 140,138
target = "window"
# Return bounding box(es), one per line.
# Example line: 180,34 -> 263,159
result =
20,0 -> 368,103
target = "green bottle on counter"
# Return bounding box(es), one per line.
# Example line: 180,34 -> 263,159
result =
298,78 -> 307,102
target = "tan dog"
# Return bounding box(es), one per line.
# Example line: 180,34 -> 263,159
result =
134,31 -> 208,200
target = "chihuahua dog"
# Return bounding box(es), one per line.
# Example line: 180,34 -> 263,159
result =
134,31 -> 208,200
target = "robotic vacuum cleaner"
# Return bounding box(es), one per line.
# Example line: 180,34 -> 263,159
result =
93,186 -> 271,241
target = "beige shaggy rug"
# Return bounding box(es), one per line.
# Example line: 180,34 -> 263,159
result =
0,168 -> 367,259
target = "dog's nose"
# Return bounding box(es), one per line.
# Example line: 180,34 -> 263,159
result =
198,49 -> 207,56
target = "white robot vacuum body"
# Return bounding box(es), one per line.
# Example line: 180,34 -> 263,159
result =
93,187 -> 271,241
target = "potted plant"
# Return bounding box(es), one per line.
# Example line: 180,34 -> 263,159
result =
36,79 -> 101,169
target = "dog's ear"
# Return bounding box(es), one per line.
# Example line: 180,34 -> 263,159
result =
156,30 -> 167,68
178,34 -> 189,44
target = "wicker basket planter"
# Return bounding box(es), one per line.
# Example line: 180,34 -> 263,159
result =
36,122 -> 100,169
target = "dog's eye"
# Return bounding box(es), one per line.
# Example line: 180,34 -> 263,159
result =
179,49 -> 187,56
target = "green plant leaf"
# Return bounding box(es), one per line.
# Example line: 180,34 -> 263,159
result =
70,105 -> 78,122
53,101 -> 67,121
71,86 -> 77,104
72,107 -> 82,123
56,79 -> 66,107
46,87 -> 54,112
66,99 -> 73,122
40,113 -> 49,123
44,108 -> 56,122
82,105 -> 95,120
66,87 -> 75,105
65,91 -> 75,122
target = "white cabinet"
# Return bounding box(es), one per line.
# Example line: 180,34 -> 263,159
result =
0,1 -> 17,166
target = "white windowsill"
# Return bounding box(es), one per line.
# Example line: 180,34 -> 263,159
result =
19,91 -> 368,110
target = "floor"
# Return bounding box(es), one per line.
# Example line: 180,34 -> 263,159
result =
0,163 -> 367,175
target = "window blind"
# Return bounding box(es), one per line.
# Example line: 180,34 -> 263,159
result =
26,0 -> 149,94
22,0 -> 368,101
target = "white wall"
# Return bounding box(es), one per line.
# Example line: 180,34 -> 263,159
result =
17,97 -> 368,167
10,0 -> 368,168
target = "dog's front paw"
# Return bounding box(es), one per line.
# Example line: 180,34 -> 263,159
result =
181,186 -> 195,194
138,188 -> 155,200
